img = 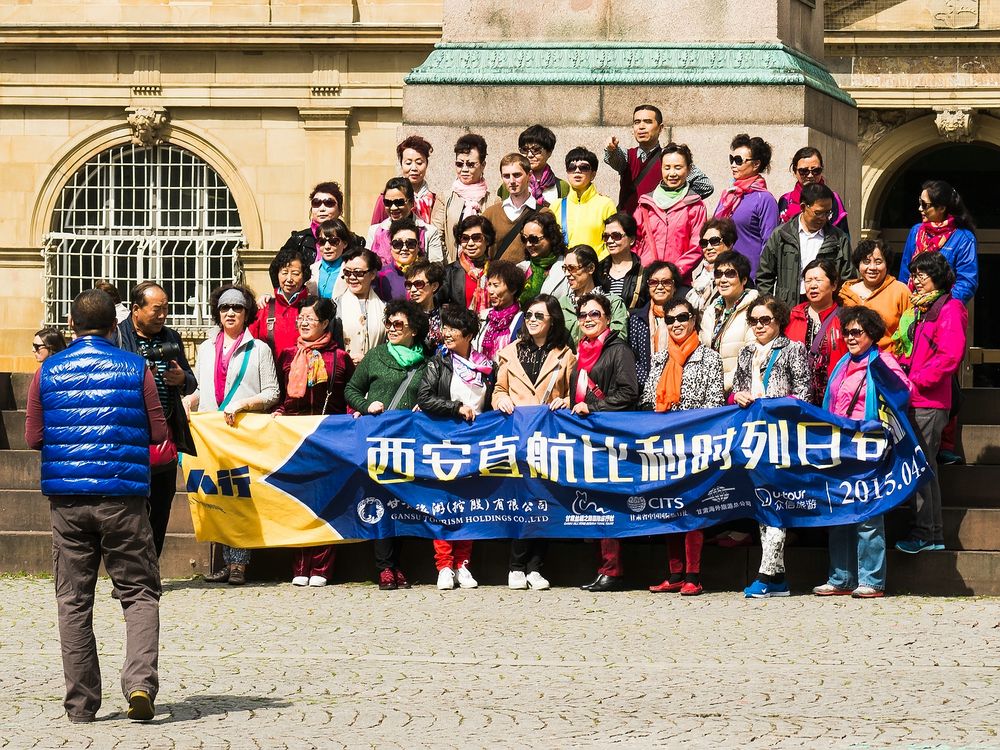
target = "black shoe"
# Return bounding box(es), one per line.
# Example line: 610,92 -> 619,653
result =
588,574 -> 624,592
580,574 -> 602,591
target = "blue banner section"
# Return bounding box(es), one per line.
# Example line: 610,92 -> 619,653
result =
262,358 -> 931,540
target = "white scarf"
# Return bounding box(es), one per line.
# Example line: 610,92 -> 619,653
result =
336,288 -> 386,362
750,338 -> 776,398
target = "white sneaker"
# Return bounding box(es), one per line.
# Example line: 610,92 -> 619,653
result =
292,576 -> 309,587
308,575 -> 327,587
508,571 -> 528,590
456,564 -> 478,589
526,571 -> 550,590
437,567 -> 456,590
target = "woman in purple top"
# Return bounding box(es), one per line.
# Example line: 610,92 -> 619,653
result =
713,133 -> 779,279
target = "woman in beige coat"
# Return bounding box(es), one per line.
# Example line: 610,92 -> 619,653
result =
492,293 -> 576,591
699,249 -> 758,395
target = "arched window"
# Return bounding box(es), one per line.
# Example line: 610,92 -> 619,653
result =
43,143 -> 246,329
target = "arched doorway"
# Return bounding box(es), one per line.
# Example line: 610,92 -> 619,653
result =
42,142 -> 247,332
876,142 -> 1000,386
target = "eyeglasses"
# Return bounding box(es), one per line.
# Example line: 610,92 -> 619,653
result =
576,309 -> 604,320
601,231 -> 627,243
729,154 -> 756,166
562,263 -> 585,274
297,316 -> 319,326
519,146 -> 544,157
911,271 -> 931,283
459,232 -> 485,245
386,320 -> 409,331
455,160 -> 480,169
918,200 -> 935,211
843,327 -> 865,339
567,162 -> 593,173
748,315 -> 774,327
404,279 -> 427,290
520,234 -> 543,245
383,198 -> 408,209
806,207 -> 834,219
218,304 -> 245,313
647,278 -> 675,289
713,268 -> 739,279
663,312 -> 693,325
317,237 -> 344,247
342,269 -> 371,279
391,238 -> 420,251
31,343 -> 48,352
311,198 -> 337,209
796,167 -> 823,177
699,236 -> 724,249
524,311 -> 549,322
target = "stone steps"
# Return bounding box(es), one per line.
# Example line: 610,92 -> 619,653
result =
1,410 -> 27,450
961,424 -> 1000,465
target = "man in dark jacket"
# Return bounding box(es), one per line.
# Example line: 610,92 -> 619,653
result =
756,182 -> 854,309
25,288 -> 167,723
118,281 -> 197,557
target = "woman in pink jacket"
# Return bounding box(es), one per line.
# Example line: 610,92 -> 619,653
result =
633,143 -> 707,284
891,251 -> 967,554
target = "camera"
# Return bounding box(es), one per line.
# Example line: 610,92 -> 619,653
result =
144,341 -> 183,363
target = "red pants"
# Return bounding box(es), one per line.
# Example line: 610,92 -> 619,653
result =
667,531 -> 703,575
292,545 -> 335,579
598,539 -> 624,577
433,540 -> 473,571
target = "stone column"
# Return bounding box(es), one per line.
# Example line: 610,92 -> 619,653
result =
299,106 -> 354,216
402,0 -> 859,221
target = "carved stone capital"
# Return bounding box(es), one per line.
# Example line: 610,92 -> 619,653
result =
858,109 -> 906,154
934,108 -> 977,143
126,106 -> 169,146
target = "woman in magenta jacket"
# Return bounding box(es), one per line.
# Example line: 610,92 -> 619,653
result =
633,143 -> 707,285
892,251 -> 967,554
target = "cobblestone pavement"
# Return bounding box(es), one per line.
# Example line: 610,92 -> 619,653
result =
1,578 -> 999,749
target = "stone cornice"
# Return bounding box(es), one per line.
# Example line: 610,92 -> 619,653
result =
405,42 -> 854,106
0,23 -> 442,49
842,87 -> 1000,108
0,247 -> 43,268
825,29 -> 1000,50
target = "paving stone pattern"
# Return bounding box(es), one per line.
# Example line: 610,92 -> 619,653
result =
1,578 -> 999,749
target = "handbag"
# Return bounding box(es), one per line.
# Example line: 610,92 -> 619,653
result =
150,422 -> 178,471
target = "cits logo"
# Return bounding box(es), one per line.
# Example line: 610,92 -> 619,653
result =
186,466 -> 252,498
626,496 -> 647,513
357,497 -> 385,524
571,490 -> 608,515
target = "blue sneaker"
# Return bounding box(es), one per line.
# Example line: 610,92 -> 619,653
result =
931,541 -> 946,551
895,538 -> 936,554
743,579 -> 790,598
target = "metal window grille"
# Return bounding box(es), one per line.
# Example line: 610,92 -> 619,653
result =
43,143 -> 246,331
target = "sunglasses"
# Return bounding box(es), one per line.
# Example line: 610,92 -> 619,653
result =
390,238 -> 420,251
524,311 -> 549,322
455,160 -> 480,169
843,327 -> 866,338
383,198 -> 408,209
460,233 -> 485,245
218,304 -> 245,313
576,309 -> 604,320
796,166 -> 823,177
918,200 -> 935,211
647,278 -> 675,289
748,315 -> 774,327
317,237 -> 344,247
520,234 -> 543,245
32,343 -> 48,352
386,320 -> 409,331
663,312 -> 693,325
519,146 -> 544,157
601,231 -> 627,243
729,154 -> 758,166
567,162 -> 594,173
562,263 -> 588,275
342,269 -> 371,279
311,198 -> 337,209
699,236 -> 724,248
713,268 -> 739,279
404,279 -> 427,290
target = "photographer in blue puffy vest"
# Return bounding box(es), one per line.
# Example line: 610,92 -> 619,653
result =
24,288 -> 168,723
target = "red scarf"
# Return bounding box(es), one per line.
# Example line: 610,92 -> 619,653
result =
529,166 -> 558,207
914,216 -> 956,257
780,178 -> 848,226
459,252 -> 490,314
575,330 -> 610,403
413,189 -> 435,224
716,175 -> 768,219
287,332 -> 333,398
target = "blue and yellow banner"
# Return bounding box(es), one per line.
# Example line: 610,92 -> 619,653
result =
183,358 -> 930,548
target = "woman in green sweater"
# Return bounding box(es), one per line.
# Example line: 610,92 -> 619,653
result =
345,299 -> 430,590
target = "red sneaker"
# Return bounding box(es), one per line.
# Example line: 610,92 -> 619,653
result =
378,569 -> 397,590
393,567 -> 411,589
648,579 -> 685,593
680,581 -> 704,596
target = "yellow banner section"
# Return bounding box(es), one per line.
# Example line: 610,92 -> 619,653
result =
184,412 -> 347,548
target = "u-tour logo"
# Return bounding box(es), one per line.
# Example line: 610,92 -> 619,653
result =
186,466 -> 252,498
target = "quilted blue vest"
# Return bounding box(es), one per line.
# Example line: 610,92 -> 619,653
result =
38,335 -> 151,497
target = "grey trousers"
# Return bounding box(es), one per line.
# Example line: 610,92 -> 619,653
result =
911,407 -> 948,543
50,495 -> 161,720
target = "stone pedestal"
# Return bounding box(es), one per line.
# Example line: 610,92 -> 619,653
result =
402,0 -> 859,220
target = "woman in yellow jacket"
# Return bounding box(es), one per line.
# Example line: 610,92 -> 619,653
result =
838,239 -> 911,350
551,147 -> 617,260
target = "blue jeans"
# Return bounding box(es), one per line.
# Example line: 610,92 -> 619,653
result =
827,515 -> 886,591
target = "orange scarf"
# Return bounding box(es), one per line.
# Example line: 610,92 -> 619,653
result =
655,331 -> 700,412
287,332 -> 332,398
649,305 -> 669,354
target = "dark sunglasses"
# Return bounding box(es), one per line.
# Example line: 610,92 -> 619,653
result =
386,320 -> 409,331
567,162 -> 594,173
749,315 -> 774,327
455,160 -> 480,169
713,268 -> 739,279
843,327 -> 866,338
342,269 -> 371,279
796,166 -> 823,177
520,234 -> 544,245
663,312 -> 693,325
390,238 -> 420,251
524,311 -> 549,322
460,232 -> 485,244
601,231 -> 627,243
382,198 -> 408,209
647,278 -> 675,289
32,343 -> 48,352
218,304 -> 245,313
729,154 -> 755,166
699,236 -> 724,249
317,236 -> 344,246
918,200 -> 936,211
576,309 -> 604,320
404,279 -> 427,290
311,197 -> 337,208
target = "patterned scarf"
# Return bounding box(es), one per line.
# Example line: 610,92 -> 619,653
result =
914,216 -> 956,258
480,303 -> 520,362
451,349 -> 493,387
715,175 -> 768,219
452,178 -> 489,216
529,165 -> 558,207
655,330 -> 700,412
520,253 -> 559,304
413,184 -> 435,224
649,305 -> 669,354
892,289 -> 945,358
459,252 -> 490,315
287,332 -> 332,398
750,338 -> 777,398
